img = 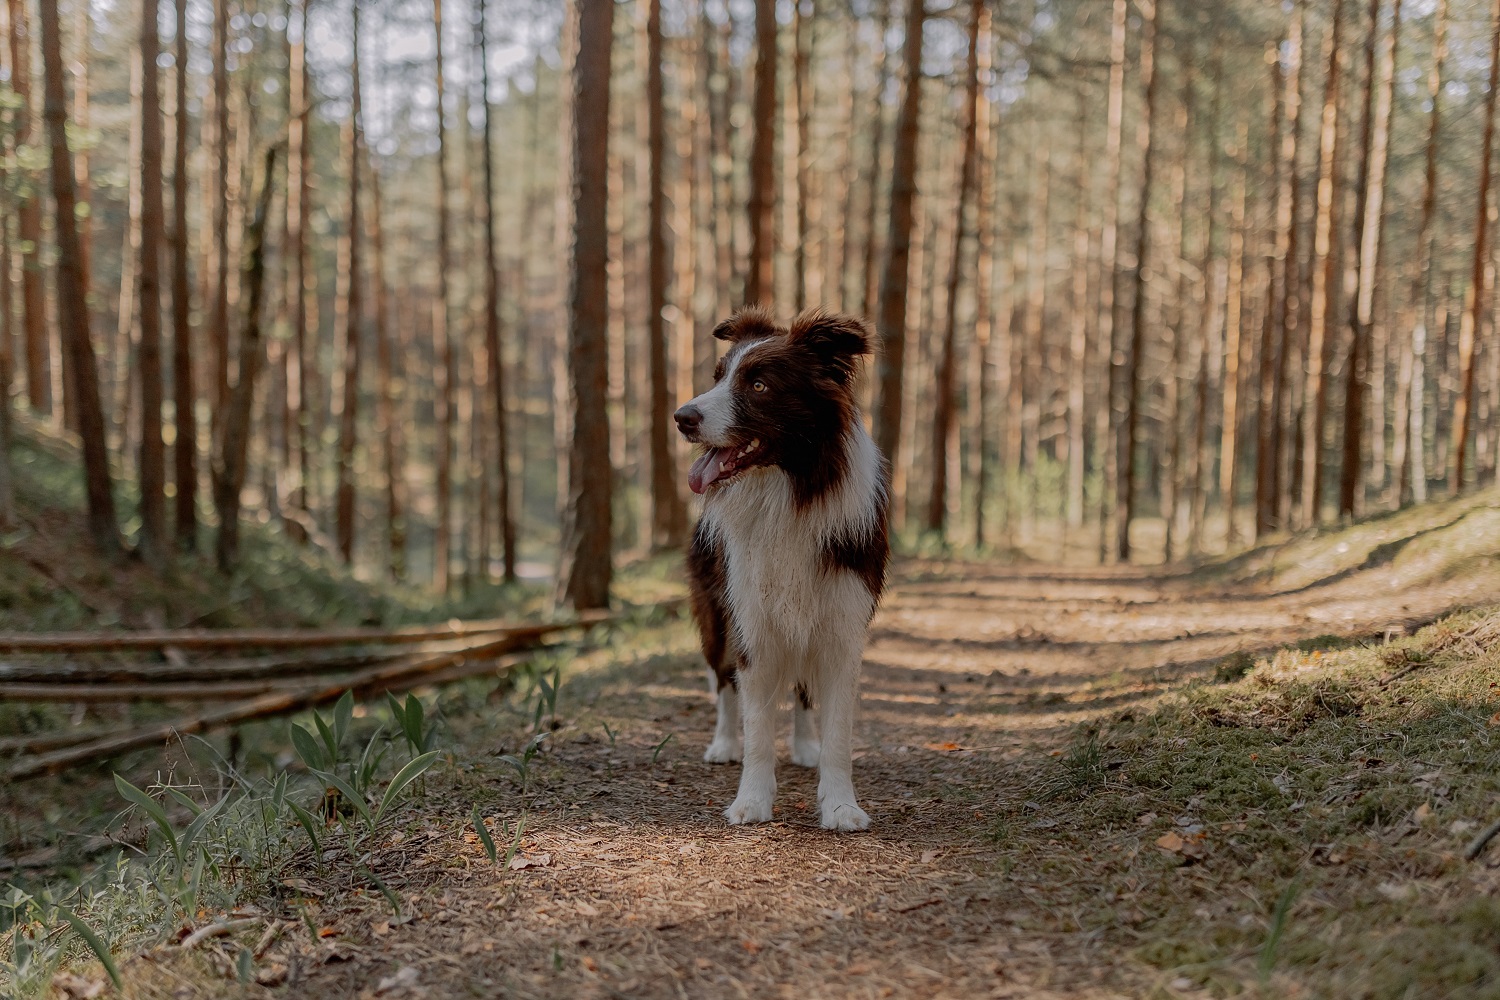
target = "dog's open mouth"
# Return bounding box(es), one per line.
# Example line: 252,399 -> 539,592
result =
688,439 -> 765,494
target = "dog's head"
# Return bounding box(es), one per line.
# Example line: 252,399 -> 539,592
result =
674,307 -> 873,498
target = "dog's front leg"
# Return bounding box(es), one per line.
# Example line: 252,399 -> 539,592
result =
724,667 -> 778,825
703,667 -> 743,763
816,647 -> 869,831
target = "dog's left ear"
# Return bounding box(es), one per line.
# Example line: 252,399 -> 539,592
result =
788,310 -> 873,382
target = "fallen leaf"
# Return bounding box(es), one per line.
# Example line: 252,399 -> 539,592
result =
509,853 -> 553,870
741,939 -> 762,955
1155,832 -> 1185,853
695,957 -> 713,970
920,849 -> 941,864
924,741 -> 964,752
318,926 -> 338,938
1489,712 -> 1500,727
576,901 -> 600,917
371,919 -> 390,937
51,973 -> 106,999
582,956 -> 599,972
1136,812 -> 1158,826
1414,803 -> 1432,822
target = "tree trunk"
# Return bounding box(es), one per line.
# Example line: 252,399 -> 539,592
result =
1067,88 -> 1093,538
38,0 -> 117,554
1163,60 -> 1195,560
335,0 -> 363,564
137,0 -> 168,564
970,11 -> 997,548
1453,0 -> 1500,493
286,0 -> 313,538
1258,14 -> 1301,538
1218,123 -> 1248,549
1393,0 -> 1445,507
213,147 -> 277,573
744,0 -> 777,305
926,0 -> 984,538
1343,0 -> 1399,516
872,0 -> 925,463
8,0 -> 48,416
433,0 -> 454,592
860,0 -> 894,321
369,150 -> 403,579
474,0 -> 515,580
1095,0 -> 1128,561
558,0 -> 614,611
211,0 -> 230,422
1301,0 -> 1348,526
1116,0 -> 1160,563
172,0 -> 196,548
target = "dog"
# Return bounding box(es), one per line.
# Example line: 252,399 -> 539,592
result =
674,307 -> 890,831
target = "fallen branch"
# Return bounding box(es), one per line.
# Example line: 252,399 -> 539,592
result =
0,611 -> 609,654
180,918 -> 261,951
1465,817 -> 1500,861
6,648 -> 534,780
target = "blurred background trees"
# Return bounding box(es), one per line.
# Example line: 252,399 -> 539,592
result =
0,0 -> 1497,608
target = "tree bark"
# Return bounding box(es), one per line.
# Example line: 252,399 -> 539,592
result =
1218,122 -> 1248,549
1301,0 -> 1348,526
872,0 -> 925,463
926,0 -> 984,538
433,0 -> 455,592
287,0 -> 313,539
860,0 -> 894,321
558,0 -> 615,611
213,147 -> 276,573
38,0 -> 117,553
335,0 -> 363,564
475,0 -> 515,580
1343,0 -> 1399,516
1095,0 -> 1128,561
970,11 -> 997,548
137,0 -> 168,564
744,0 -> 777,305
369,150 -> 403,579
1116,0 -> 1160,563
210,0 -> 230,422
1393,0 -> 1444,507
7,0 -> 48,416
172,0 -> 196,548
1453,0 -> 1500,493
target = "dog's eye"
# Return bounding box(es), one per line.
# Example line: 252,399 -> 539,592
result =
752,380 -> 767,393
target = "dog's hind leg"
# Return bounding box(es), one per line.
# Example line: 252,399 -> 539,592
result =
790,683 -> 820,768
703,664 -> 743,763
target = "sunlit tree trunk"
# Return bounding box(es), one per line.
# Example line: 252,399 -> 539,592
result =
1219,122 -> 1248,549
8,0 -> 48,416
1453,0 -> 1500,493
137,0 -> 168,564
558,0 -> 614,611
1301,0 -> 1347,526
860,0 -> 894,321
1393,0 -> 1444,507
872,0 -> 925,463
210,0 -> 230,423
1116,0 -> 1159,562
1343,0 -> 1399,516
39,0 -> 117,553
1094,0 -> 1127,561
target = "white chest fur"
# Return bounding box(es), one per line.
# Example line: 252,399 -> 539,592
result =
700,426 -> 882,663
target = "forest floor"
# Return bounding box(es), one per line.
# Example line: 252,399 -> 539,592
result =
39,488 -> 1499,999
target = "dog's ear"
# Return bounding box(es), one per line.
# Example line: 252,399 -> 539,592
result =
712,306 -> 782,344
788,310 -> 874,382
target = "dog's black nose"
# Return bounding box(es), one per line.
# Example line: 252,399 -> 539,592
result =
674,404 -> 703,437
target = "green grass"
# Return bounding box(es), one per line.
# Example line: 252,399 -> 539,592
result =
1005,608 -> 1500,998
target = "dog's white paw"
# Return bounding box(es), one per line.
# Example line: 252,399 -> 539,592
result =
703,738 -> 743,763
790,739 -> 821,769
724,796 -> 774,825
819,800 -> 870,832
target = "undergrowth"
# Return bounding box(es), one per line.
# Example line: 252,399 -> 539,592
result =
1015,607 -> 1500,998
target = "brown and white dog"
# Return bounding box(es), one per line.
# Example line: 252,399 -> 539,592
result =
675,307 -> 890,831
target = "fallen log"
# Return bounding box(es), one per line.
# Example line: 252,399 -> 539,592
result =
5,647 -> 534,780
0,626 -> 575,685
0,610 -> 610,654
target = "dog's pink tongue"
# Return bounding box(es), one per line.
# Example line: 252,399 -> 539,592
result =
689,449 -> 726,495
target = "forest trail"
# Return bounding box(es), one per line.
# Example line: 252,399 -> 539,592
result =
223,544 -> 1500,1000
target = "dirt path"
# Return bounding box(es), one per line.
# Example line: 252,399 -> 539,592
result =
209,558 -> 1494,1000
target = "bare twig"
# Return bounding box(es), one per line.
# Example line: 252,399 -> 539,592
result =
1464,817 -> 1500,861
180,918 -> 260,951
